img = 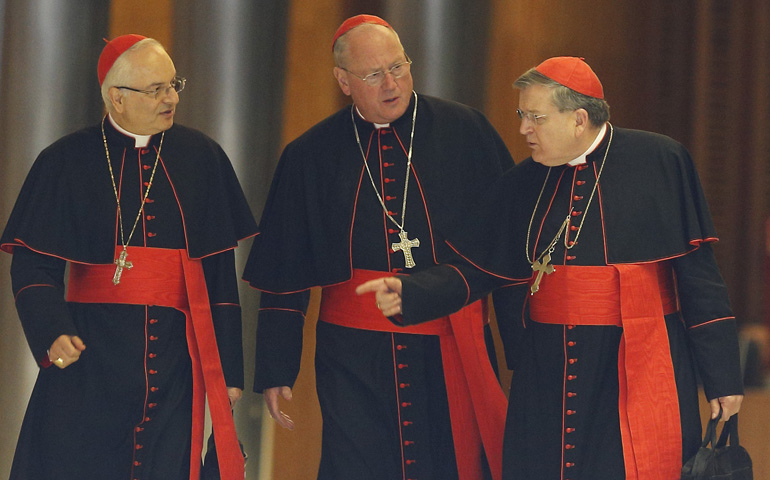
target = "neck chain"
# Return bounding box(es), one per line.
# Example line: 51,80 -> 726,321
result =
101,117 -> 164,284
351,91 -> 420,268
525,124 -> 613,294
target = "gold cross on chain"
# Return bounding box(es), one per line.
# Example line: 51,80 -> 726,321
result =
530,252 -> 555,295
113,247 -> 133,285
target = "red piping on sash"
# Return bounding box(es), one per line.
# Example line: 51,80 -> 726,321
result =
529,262 -> 681,480
65,246 -> 244,480
322,268 -> 506,480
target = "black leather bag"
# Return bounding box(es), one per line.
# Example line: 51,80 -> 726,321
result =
681,409 -> 752,480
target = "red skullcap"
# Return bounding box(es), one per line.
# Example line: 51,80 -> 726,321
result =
98,34 -> 147,86
332,14 -> 393,51
535,56 -> 604,99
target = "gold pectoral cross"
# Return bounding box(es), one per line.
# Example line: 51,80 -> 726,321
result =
391,230 -> 420,269
113,247 -> 133,285
530,253 -> 555,295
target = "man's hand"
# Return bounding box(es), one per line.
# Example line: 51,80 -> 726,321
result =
355,277 -> 403,317
227,387 -> 243,409
264,386 -> 295,430
48,335 -> 86,369
710,394 -> 743,421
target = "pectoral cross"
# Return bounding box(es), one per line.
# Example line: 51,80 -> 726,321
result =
530,252 -> 555,295
113,247 -> 133,285
392,230 -> 420,269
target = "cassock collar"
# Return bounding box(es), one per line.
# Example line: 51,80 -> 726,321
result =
352,92 -> 417,132
567,123 -> 608,166
108,114 -> 153,148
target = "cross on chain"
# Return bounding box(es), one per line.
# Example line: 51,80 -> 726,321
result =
113,248 -> 133,285
392,230 -> 420,269
530,252 -> 555,295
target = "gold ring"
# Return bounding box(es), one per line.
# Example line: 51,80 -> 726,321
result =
54,357 -> 64,367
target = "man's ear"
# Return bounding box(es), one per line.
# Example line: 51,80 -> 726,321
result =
333,67 -> 352,96
108,87 -> 126,114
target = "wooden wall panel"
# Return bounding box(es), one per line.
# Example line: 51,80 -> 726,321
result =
108,0 -> 173,50
271,4 -> 347,479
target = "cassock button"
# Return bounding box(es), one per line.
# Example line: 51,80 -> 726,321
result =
566,410 -> 576,416
577,180 -> 586,185
571,210 -> 582,217
403,421 -> 413,426
135,444 -> 144,450
150,336 -> 158,341
566,462 -> 575,467
567,392 -> 577,397
150,318 -> 158,324
566,428 -> 575,433
565,444 -> 575,449
568,341 -> 576,346
401,402 -> 412,407
149,369 -> 157,375
568,375 -> 578,380
569,358 -> 578,364
140,148 -> 150,155
398,363 -> 408,369
573,195 -> 583,201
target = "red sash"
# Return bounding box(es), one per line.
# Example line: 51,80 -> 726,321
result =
529,262 -> 681,480
66,246 -> 244,480
322,269 -> 507,480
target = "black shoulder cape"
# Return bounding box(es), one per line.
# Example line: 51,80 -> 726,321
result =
447,126 -> 719,279
1,119 -> 257,261
243,94 -> 514,292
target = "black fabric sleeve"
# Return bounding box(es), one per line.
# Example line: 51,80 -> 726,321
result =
201,249 -> 244,389
672,244 -> 744,399
253,289 -> 311,393
10,247 -> 76,365
399,260 -> 513,325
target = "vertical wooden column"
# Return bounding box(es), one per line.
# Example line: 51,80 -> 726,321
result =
270,3 -> 347,479
107,0 -> 173,49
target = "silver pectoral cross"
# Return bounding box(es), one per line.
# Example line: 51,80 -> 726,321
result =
392,230 -> 420,269
530,252 -> 555,295
113,247 -> 133,285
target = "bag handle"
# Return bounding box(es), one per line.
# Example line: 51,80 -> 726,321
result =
701,406 -> 740,449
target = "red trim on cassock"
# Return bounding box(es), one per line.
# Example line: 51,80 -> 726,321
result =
528,262 -> 681,480
323,269 -> 507,480
66,246 -> 244,480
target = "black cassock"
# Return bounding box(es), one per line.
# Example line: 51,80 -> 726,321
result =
399,126 -> 745,480
243,94 -> 514,480
1,118 -> 257,480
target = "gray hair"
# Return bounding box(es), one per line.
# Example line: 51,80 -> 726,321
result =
333,23 -> 402,69
513,68 -> 610,126
100,38 -> 165,111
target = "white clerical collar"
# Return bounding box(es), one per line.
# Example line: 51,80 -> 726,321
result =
108,114 -> 152,148
567,123 -> 608,166
355,106 -> 390,129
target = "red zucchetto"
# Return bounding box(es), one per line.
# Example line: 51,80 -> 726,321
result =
535,56 -> 604,99
332,14 -> 393,50
98,34 -> 147,86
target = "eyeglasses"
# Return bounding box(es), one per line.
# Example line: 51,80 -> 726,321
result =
116,76 -> 186,99
516,109 -> 548,126
343,54 -> 412,87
